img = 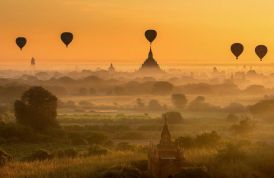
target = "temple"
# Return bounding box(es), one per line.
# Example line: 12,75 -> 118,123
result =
139,47 -> 162,73
148,116 -> 187,178
108,63 -> 115,72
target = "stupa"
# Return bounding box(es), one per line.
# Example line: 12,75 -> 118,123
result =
139,47 -> 162,72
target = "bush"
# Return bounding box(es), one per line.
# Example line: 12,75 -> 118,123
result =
162,112 -> 184,124
86,132 -> 109,145
88,145 -> 109,156
195,131 -> 221,147
116,142 -> 135,151
174,167 -> 212,178
98,165 -> 146,178
71,137 -> 89,146
14,86 -> 59,130
130,160 -> 148,171
175,136 -> 195,149
175,131 -> 221,148
25,149 -> 53,161
230,117 -> 255,135
0,123 -> 39,143
57,148 -> 78,158
0,149 -> 12,167
216,144 -> 246,162
171,93 -> 188,109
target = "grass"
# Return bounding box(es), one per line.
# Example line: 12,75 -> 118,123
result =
0,151 -> 145,178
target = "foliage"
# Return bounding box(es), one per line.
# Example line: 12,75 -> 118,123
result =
162,111 -> 184,124
175,131 -> 221,149
0,149 -> 11,167
230,117 -> 255,135
14,86 -> 59,130
56,148 -> 78,158
171,93 -> 188,109
174,168 -> 212,178
24,149 -> 53,161
97,165 -> 147,178
116,142 -> 135,151
88,145 -> 109,156
249,99 -> 274,120
226,113 -> 239,122
151,81 -> 173,95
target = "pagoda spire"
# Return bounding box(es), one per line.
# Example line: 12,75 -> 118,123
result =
148,46 -> 153,59
159,115 -> 172,146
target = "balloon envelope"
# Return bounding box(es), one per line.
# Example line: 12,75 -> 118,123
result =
231,43 -> 244,59
145,30 -> 157,43
16,37 -> 27,50
255,45 -> 268,60
61,32 -> 73,47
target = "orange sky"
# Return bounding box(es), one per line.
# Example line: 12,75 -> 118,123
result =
1,0 -> 274,69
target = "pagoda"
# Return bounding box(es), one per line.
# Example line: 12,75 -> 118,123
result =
139,47 -> 162,72
148,116 -> 186,178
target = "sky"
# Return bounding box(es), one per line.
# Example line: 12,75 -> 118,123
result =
1,0 -> 274,69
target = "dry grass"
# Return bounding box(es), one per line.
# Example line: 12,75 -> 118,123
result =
0,151 -> 145,178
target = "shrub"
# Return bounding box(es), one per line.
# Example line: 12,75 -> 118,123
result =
57,148 -> 78,158
174,167 -> 212,178
98,165 -> 145,178
195,131 -> 221,147
230,117 -> 255,135
116,142 -> 135,151
0,123 -> 39,143
216,144 -> 246,162
71,137 -> 89,146
25,149 -> 53,161
130,160 -> 148,171
0,149 -> 12,167
86,132 -> 109,145
175,136 -> 195,149
88,145 -> 109,156
175,131 -> 221,148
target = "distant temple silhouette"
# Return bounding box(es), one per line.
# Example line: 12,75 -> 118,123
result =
108,63 -> 115,72
148,116 -> 187,178
139,47 -> 162,73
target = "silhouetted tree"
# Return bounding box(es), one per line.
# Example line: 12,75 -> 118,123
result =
152,81 -> 173,95
14,86 -> 58,130
171,93 -> 187,109
162,112 -> 184,124
148,99 -> 164,111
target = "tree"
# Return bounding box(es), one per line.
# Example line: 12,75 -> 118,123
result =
162,112 -> 184,124
171,94 -> 187,109
152,81 -> 173,95
14,86 -> 58,130
148,99 -> 164,111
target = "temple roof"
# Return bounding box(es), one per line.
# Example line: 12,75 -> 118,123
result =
140,47 -> 162,72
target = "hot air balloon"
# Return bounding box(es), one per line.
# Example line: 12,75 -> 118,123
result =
61,32 -> 73,47
16,37 -> 27,50
231,43 -> 244,59
255,45 -> 268,61
145,30 -> 157,44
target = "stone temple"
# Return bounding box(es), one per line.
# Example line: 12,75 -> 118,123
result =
139,47 -> 162,73
148,116 -> 187,178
